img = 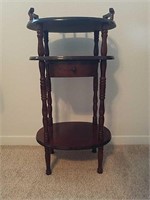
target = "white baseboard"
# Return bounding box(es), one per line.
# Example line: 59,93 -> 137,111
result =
0,136 -> 38,146
0,135 -> 149,145
111,135 -> 149,145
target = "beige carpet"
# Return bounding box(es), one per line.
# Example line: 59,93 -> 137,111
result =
0,145 -> 149,200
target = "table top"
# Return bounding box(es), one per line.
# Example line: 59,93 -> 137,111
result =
27,17 -> 116,32
27,8 -> 116,33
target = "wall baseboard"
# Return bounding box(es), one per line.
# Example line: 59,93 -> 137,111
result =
111,135 -> 149,145
0,135 -> 149,145
0,136 -> 38,146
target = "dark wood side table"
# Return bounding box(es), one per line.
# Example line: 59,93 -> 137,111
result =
27,8 -> 116,175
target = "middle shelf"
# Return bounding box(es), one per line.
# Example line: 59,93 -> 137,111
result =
30,55 -> 114,61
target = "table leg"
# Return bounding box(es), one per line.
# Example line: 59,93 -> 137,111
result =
45,147 -> 51,175
97,147 -> 103,173
97,29 -> 108,174
38,29 -> 52,175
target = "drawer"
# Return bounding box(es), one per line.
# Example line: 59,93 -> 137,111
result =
48,61 -> 98,77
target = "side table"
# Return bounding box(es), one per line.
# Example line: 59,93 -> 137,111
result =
27,8 -> 116,175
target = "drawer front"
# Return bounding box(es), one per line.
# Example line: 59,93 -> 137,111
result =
48,61 -> 98,77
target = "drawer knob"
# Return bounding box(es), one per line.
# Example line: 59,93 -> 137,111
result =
71,66 -> 77,73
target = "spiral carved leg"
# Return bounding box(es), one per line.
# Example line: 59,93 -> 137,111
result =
97,147 -> 103,174
45,147 -> 51,175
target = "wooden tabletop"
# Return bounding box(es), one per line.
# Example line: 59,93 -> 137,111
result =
27,16 -> 116,32
27,8 -> 116,32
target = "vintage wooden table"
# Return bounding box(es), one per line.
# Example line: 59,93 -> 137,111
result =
27,8 -> 116,175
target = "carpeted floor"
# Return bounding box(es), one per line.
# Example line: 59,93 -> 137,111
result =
0,145 -> 149,200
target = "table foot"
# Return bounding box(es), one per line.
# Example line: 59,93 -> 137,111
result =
97,168 -> 103,174
46,169 -> 52,175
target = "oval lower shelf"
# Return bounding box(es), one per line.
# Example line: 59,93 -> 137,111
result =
36,122 -> 111,150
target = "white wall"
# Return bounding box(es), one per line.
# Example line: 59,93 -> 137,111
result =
149,1 -> 150,146
0,1 -> 2,145
1,0 -> 149,145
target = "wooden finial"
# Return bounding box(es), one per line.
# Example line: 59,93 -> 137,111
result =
109,8 -> 115,20
103,8 -> 115,20
28,7 -> 39,21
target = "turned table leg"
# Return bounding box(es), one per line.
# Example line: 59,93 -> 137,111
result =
97,146 -> 103,173
44,31 -> 54,155
37,29 -> 51,175
45,147 -> 51,175
92,31 -> 99,154
97,29 -> 108,174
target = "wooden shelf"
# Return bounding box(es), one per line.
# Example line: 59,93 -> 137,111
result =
36,122 -> 111,150
29,56 -> 114,61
